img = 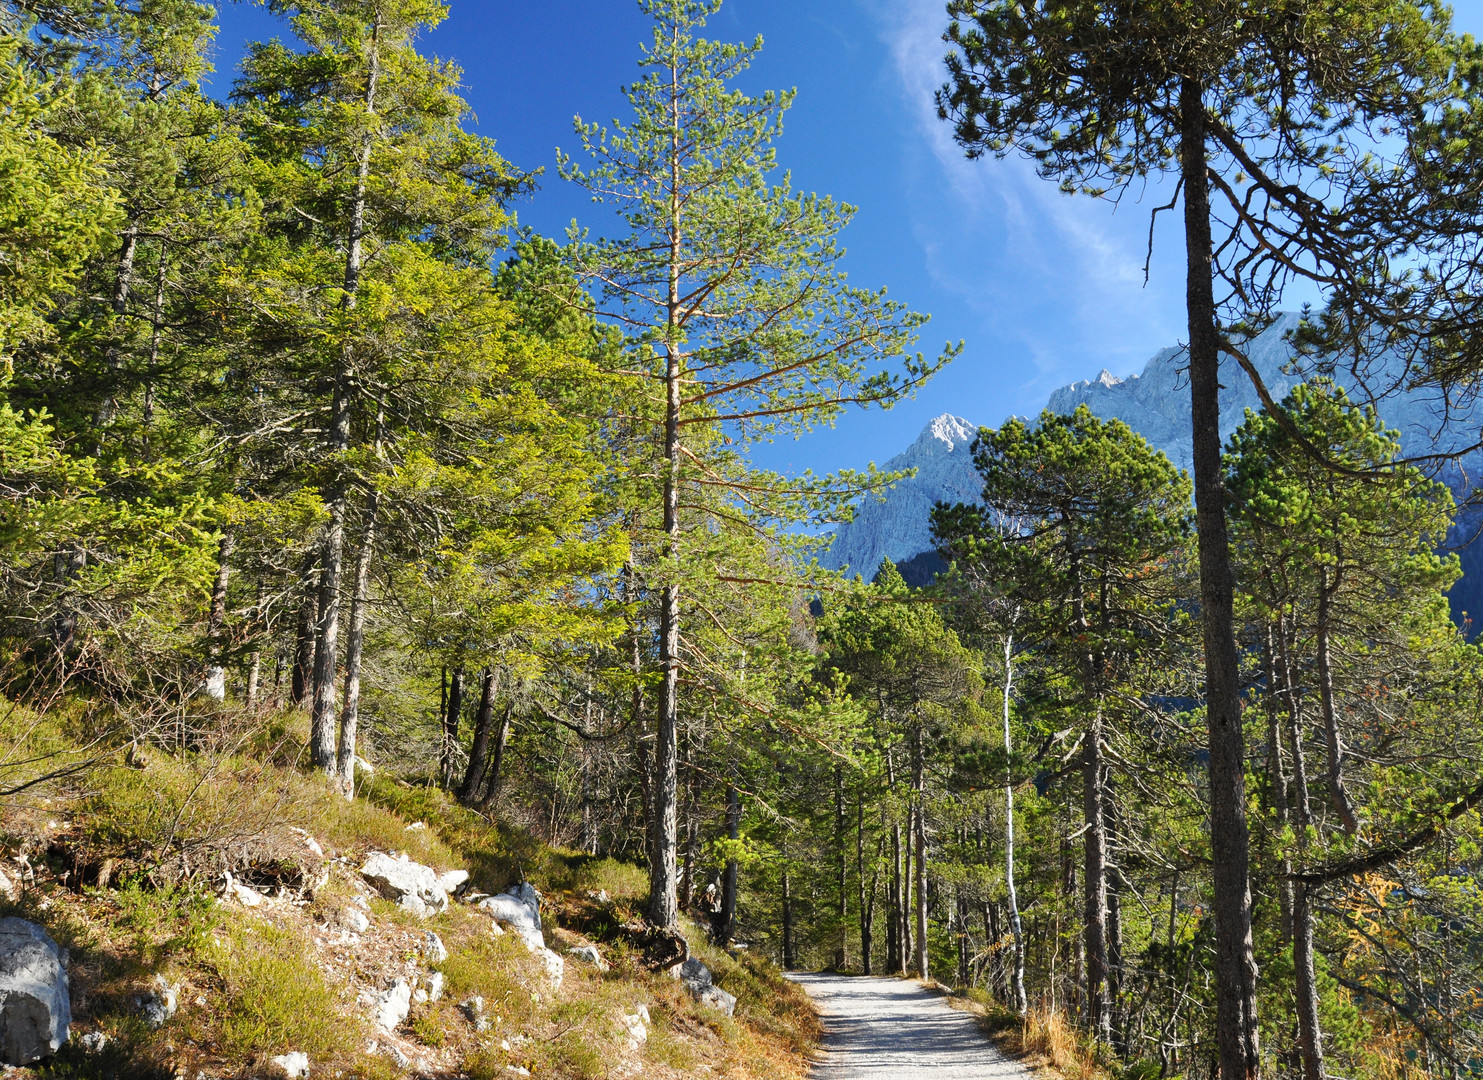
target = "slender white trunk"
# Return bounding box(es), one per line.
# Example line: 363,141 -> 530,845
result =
1002,630 -> 1028,1016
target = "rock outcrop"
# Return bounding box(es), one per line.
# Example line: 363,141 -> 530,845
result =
0,918 -> 71,1064
359,853 -> 454,918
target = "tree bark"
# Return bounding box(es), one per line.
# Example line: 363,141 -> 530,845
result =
336,491 -> 377,796
646,32 -> 686,932
781,863 -> 796,970
204,533 -> 233,701
477,703 -> 513,809
440,669 -> 463,787
1002,631 -> 1028,1015
835,765 -> 849,969
310,13 -> 381,775
1084,707 -> 1112,1044
459,667 -> 499,802
1181,73 -> 1261,1080
1316,583 -> 1360,834
913,725 -> 929,980
720,781 -> 740,945
1286,651 -> 1325,1080
292,553 -> 318,709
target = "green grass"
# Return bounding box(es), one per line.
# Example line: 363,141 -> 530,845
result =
207,919 -> 360,1061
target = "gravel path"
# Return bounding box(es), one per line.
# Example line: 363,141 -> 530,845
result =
787,973 -> 1031,1080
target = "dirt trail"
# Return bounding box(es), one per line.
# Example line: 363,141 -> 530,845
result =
788,973 -> 1031,1080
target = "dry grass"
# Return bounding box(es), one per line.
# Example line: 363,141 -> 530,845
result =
0,694 -> 820,1080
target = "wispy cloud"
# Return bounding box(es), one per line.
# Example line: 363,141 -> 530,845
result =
858,0 -> 1185,412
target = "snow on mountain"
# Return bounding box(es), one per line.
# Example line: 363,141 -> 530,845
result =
822,413 -> 981,579
823,314 -> 1483,587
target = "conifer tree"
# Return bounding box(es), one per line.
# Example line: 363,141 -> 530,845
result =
560,0 -> 953,929
938,2 -> 1454,1069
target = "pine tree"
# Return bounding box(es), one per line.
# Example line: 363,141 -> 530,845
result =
560,0 -> 954,929
938,2 -> 1454,1069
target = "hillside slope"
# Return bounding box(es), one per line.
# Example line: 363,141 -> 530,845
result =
0,701 -> 818,1080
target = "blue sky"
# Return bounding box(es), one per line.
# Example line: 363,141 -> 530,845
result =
205,0 -> 1483,480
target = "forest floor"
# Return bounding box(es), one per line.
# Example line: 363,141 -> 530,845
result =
788,974 -> 1032,1080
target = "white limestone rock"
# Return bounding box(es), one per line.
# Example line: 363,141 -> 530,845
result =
358,853 -> 450,917
0,918 -> 70,1064
374,978 -> 411,1033
134,975 -> 177,1029
566,944 -> 607,971
270,1051 -> 310,1078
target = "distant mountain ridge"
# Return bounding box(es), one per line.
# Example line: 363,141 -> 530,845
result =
823,314 -> 1483,617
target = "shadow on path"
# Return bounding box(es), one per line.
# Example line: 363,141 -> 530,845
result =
787,973 -> 1029,1080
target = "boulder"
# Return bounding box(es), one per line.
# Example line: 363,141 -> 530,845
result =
477,884 -> 544,948
425,972 -> 444,1002
270,1051 -> 310,1078
221,872 -> 264,908
339,907 -> 370,934
358,854 -> 449,917
0,919 -> 70,1064
435,870 -> 469,896
460,996 -> 489,1032
134,975 -> 177,1029
691,982 -> 737,1017
676,958 -> 734,1016
374,978 -> 411,1033
422,931 -> 447,964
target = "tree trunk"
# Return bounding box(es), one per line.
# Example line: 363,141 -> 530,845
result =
1264,622 -> 1294,942
1181,73 -> 1260,1080
835,765 -> 849,969
1002,631 -> 1029,1015
720,781 -> 741,945
97,217 -> 139,430
477,703 -> 513,808
1286,658 -> 1325,1080
441,669 -> 463,787
957,888 -> 971,987
781,863 -> 796,970
858,792 -> 878,976
292,554 -> 318,709
647,43 -> 687,933
1084,706 -> 1112,1044
679,766 -> 699,912
336,492 -> 377,796
913,725 -> 929,980
310,15 -> 382,776
459,667 -> 499,802
1316,583 -> 1360,834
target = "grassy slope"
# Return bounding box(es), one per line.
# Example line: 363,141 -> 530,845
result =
0,699 -> 819,1080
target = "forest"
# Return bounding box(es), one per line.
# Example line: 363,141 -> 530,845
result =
8,0 -> 1483,1079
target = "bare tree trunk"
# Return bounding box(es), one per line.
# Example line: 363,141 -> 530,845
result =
1084,706 -> 1112,1044
440,669 -> 463,787
337,491 -> 377,796
720,781 -> 741,945
913,725 -> 929,980
957,887 -> 971,987
835,765 -> 849,969
1316,583 -> 1359,834
310,14 -> 382,775
1002,631 -> 1028,1015
646,40 -> 686,933
781,861 -> 796,970
1285,642 -> 1325,1080
859,795 -> 879,976
97,217 -> 139,430
459,667 -> 499,802
1181,74 -> 1260,1080
476,703 -> 513,809
292,555 -> 318,709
